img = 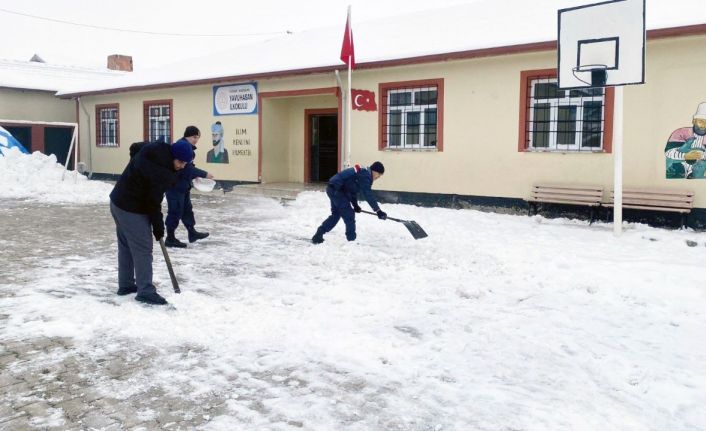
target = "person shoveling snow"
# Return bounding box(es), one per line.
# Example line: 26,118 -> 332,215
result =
109,140 -> 193,306
311,161 -> 387,244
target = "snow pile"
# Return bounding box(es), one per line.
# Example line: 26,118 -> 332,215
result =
0,147 -> 112,204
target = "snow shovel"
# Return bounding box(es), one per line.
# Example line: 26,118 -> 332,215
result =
158,238 -> 181,293
217,181 -> 234,195
361,210 -> 428,239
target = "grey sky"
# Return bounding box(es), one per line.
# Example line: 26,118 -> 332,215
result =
0,0 -> 477,70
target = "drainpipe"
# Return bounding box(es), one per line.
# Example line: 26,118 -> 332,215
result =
78,97 -> 93,179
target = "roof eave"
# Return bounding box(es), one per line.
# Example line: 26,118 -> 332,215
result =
1,85 -> 59,93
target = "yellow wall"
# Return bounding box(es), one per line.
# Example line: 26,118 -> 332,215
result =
261,98 -> 290,182
346,51 -> 605,197
76,33 -> 706,206
0,88 -> 75,123
345,34 -> 706,207
77,85 -> 259,181
259,94 -> 337,182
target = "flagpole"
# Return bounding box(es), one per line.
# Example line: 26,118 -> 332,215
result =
347,56 -> 352,168
346,5 -> 352,168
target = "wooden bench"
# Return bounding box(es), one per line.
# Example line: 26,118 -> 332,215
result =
527,184 -> 604,223
604,188 -> 695,228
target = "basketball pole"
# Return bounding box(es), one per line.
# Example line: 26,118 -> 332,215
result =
613,86 -> 624,236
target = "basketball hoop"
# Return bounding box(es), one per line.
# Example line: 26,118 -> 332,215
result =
558,0 -> 647,238
558,0 -> 645,90
571,64 -> 608,87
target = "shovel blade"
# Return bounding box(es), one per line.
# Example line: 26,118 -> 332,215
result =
402,220 -> 428,239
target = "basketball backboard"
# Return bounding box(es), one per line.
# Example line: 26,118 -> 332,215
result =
558,0 -> 645,89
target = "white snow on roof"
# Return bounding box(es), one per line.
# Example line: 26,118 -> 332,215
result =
48,0 -> 706,96
0,58 -> 125,93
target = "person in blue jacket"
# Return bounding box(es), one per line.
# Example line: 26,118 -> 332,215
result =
109,140 -> 192,305
312,161 -> 387,244
164,126 -> 214,248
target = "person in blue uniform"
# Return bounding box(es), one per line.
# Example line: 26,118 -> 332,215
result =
164,126 -> 214,248
312,161 -> 387,244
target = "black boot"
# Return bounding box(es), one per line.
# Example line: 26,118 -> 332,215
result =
135,291 -> 168,305
188,228 -> 209,243
165,230 -> 187,248
311,228 -> 325,244
116,285 -> 137,296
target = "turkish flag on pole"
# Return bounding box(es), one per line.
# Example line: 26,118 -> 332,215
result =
340,6 -> 355,68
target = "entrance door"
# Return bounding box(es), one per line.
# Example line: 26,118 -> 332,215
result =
44,127 -> 74,170
308,113 -> 338,182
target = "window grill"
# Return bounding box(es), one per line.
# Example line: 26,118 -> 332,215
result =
382,85 -> 438,149
96,105 -> 119,147
144,102 -> 172,143
524,75 -> 606,151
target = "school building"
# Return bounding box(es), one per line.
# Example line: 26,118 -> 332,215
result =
0,56 -> 127,168
43,2 -> 706,227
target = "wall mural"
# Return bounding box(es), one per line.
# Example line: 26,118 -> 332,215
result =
207,121 -> 229,164
665,102 -> 706,179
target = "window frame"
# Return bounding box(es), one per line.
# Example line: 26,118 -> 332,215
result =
518,68 -> 614,153
143,99 -> 173,144
95,103 -> 120,148
378,78 -> 444,151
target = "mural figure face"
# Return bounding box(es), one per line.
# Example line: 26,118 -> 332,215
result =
212,131 -> 223,146
693,118 -> 706,136
211,122 -> 224,147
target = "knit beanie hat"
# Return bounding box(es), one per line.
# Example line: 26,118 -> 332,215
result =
370,161 -> 385,174
171,140 -> 194,163
183,125 -> 200,138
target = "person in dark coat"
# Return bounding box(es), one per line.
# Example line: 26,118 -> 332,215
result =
311,161 -> 387,244
109,140 -> 193,305
164,126 -> 214,248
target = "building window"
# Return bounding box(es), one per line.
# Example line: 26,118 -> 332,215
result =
518,69 -> 614,152
379,79 -> 444,151
143,100 -> 172,143
96,104 -> 119,147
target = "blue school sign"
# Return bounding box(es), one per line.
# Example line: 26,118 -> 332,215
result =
213,83 -> 258,116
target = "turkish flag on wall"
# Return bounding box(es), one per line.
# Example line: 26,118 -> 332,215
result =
352,89 -> 377,111
340,8 -> 355,68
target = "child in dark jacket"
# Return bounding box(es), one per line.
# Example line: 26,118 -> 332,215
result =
164,126 -> 214,248
312,161 -> 387,244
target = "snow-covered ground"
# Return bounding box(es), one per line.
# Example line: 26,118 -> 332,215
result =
1,151 -> 705,430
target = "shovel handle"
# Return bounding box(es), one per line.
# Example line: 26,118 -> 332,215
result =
159,238 -> 181,294
360,209 -> 404,223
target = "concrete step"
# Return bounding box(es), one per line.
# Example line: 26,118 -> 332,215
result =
230,182 -> 325,200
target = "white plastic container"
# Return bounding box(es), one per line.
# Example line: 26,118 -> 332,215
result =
192,177 -> 216,192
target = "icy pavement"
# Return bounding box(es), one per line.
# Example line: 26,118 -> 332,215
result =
1,190 -> 706,430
